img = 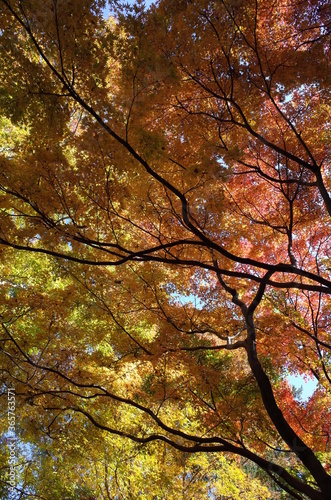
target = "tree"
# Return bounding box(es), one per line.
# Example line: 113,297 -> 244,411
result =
0,0 -> 330,498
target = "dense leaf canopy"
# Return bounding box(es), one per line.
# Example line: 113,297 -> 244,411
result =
0,0 -> 330,498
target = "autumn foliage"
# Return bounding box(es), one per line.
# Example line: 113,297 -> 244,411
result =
0,0 -> 331,498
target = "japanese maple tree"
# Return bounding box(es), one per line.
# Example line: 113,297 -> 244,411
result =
0,0 -> 330,498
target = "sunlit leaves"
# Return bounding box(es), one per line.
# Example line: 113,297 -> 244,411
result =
0,0 -> 330,498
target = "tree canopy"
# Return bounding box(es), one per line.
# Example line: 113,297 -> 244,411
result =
0,0 -> 330,498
